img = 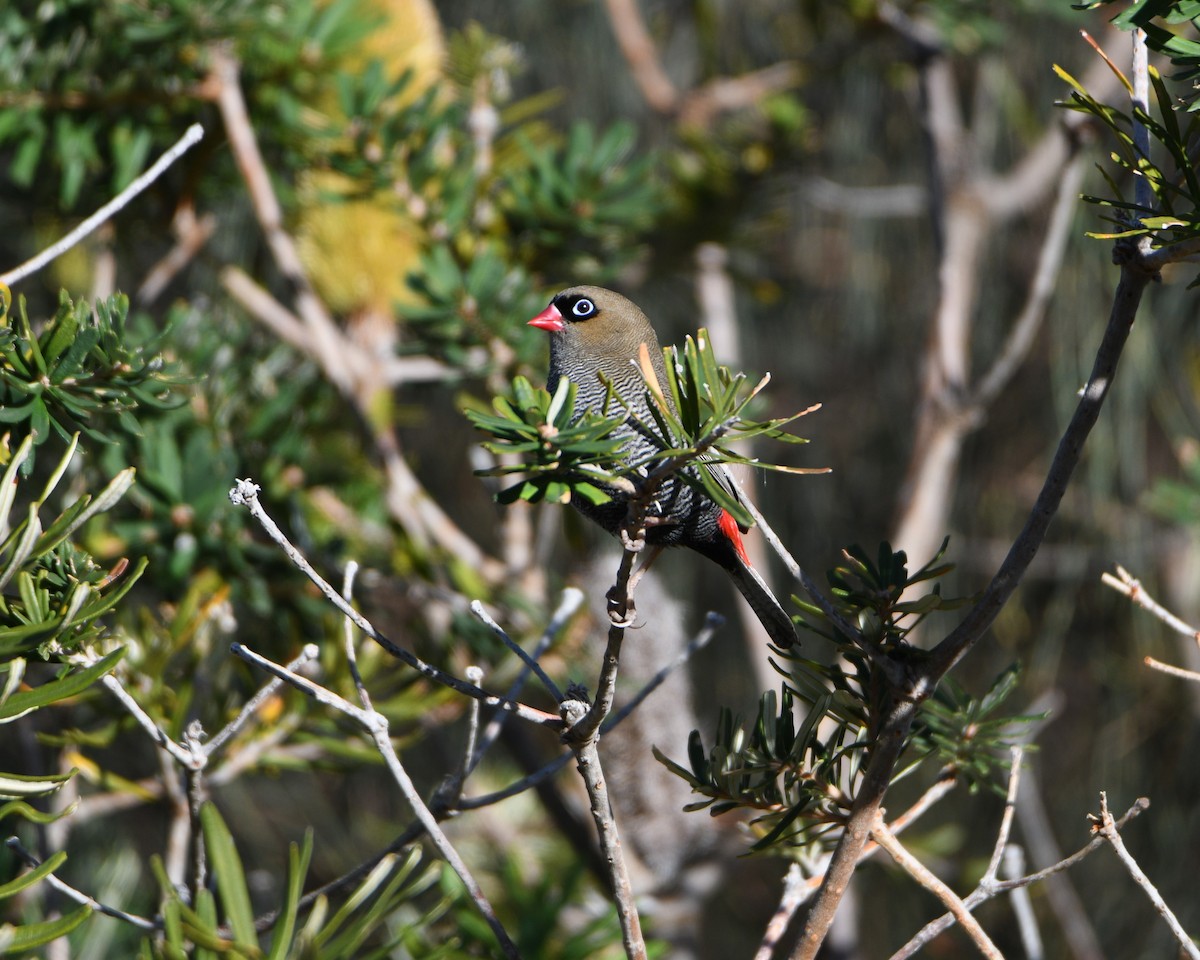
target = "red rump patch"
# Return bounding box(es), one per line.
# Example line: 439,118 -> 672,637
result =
718,509 -> 751,566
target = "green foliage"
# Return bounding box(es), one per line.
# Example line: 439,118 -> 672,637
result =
1055,3 -> 1200,280
0,906 -> 91,957
465,375 -> 628,508
449,859 -> 628,960
802,539 -> 970,648
917,666 -> 1041,794
145,811 -> 462,960
1078,0 -> 1200,96
0,0 -> 374,208
468,330 -> 818,525
503,121 -> 663,277
0,292 -> 180,473
657,542 -> 1035,856
0,435 -> 143,661
318,29 -> 664,366
655,686 -> 864,852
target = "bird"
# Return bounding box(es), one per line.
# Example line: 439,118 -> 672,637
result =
528,284 -> 798,648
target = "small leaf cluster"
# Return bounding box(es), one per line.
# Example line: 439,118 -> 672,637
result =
144,804 -> 457,960
654,687 -> 865,853
318,35 -> 665,365
633,329 -> 819,528
800,540 -> 969,650
465,376 -> 628,508
916,666 -> 1042,794
1078,0 -> 1200,98
468,330 -> 818,519
0,435 -> 143,662
503,121 -> 663,277
658,542 -> 1035,857
1057,3 -> 1200,279
0,290 -> 180,474
0,0 -> 373,208
0,435 -> 144,951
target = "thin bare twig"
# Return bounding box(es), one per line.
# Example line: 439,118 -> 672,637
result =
204,644 -> 320,758
468,587 -> 584,776
137,204 -> 216,304
757,771 -> 959,958
1091,792 -> 1200,960
602,0 -> 678,113
471,600 -> 564,702
1143,656 -> 1200,682
871,811 -> 1004,959
232,642 -> 522,959
340,563 -> 374,711
0,124 -> 204,287
5,838 -> 158,931
251,596 -> 713,938
1102,564 -> 1200,642
1003,846 -> 1044,960
458,611 -> 720,812
892,798 -> 1149,958
983,746 -> 1025,881
563,698 -> 645,959
228,479 -> 560,729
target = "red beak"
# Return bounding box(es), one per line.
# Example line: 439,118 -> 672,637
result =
528,302 -> 565,333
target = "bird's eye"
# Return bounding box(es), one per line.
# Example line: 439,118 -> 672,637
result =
571,298 -> 595,318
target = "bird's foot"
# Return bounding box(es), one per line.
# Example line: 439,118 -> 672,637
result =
619,527 -> 646,552
627,545 -> 663,595
605,587 -> 636,627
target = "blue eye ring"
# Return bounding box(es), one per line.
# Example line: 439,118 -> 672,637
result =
571,298 -> 595,318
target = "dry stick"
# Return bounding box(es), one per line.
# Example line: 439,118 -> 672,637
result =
340,564 -> 374,711
885,11 -> 1115,569
795,248 -> 1155,960
5,838 -> 158,931
601,0 -> 797,128
251,608 -> 717,936
883,749 -> 1024,960
871,812 -> 1004,960
1143,657 -> 1200,682
754,771 -> 959,960
228,479 -> 560,730
892,799 -> 1150,959
1092,792 -> 1200,960
1102,564 -> 1200,641
1015,751 -> 1105,960
1103,565 -> 1200,680
0,123 -> 204,287
602,0 -> 679,113
207,49 -> 357,395
210,52 -> 497,577
558,532 -> 646,959
204,644 -> 321,758
137,206 -> 217,305
471,600 -> 564,702
231,642 -> 523,960
983,746 -> 1025,882
467,587 -> 584,778
972,147 -> 1088,408
459,612 -> 721,811
1003,846 -> 1045,960
157,744 -> 192,891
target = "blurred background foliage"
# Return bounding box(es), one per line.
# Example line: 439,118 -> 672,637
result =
1,0 -> 1199,956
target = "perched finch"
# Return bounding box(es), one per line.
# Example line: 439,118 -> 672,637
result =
529,285 -> 797,648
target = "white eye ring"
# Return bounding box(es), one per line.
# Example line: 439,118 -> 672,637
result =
572,298 -> 595,317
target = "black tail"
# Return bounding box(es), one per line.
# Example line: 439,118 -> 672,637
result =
724,556 -> 798,648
